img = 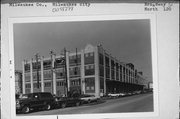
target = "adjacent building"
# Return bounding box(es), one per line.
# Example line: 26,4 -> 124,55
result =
15,70 -> 23,94
22,44 -> 148,97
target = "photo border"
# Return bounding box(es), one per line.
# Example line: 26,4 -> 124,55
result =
7,14 -> 158,119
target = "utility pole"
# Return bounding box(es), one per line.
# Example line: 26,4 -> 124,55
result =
35,53 -> 40,89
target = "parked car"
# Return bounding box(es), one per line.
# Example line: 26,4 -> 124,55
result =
52,94 -> 61,108
119,93 -> 126,97
133,91 -> 141,95
107,93 -> 121,98
16,92 -> 56,113
80,94 -> 100,104
127,92 -> 133,96
55,93 -> 82,108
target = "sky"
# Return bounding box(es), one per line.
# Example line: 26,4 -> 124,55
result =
14,19 -> 152,81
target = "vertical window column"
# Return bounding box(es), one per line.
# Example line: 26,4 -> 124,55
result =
118,63 -> 121,82
103,51 -> 106,94
109,56 -> 111,80
114,61 -> 116,81
123,65 -> 126,83
127,68 -> 129,83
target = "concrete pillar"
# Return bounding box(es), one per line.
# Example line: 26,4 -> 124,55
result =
30,59 -> 33,93
94,47 -> 100,97
66,52 -> 70,92
103,50 -> 106,94
81,50 -> 85,94
22,61 -> 25,94
52,55 -> 56,95
41,57 -> 44,92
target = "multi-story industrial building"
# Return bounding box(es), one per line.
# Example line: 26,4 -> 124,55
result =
22,44 -> 148,97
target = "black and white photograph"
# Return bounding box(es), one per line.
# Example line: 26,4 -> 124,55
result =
12,16 -> 156,116
1,1 -> 179,119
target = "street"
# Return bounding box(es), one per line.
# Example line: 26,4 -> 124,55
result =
18,93 -> 153,116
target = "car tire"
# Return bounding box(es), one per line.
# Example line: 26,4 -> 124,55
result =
22,105 -> 30,114
45,104 -> 51,110
61,103 -> 66,108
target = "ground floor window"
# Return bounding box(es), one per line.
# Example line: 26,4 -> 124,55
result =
85,77 -> 95,93
70,78 -> 81,86
100,77 -> 104,91
57,81 -> 64,87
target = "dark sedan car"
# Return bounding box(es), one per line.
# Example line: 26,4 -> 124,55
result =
56,96 -> 82,108
16,92 -> 56,113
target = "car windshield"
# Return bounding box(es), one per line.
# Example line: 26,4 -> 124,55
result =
19,94 -> 31,99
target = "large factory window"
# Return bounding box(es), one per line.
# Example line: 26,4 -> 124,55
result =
105,56 -> 109,67
43,70 -> 52,80
84,52 -> 94,65
99,65 -> 104,77
44,82 -> 51,87
99,53 -> 104,65
85,65 -> 95,76
25,73 -> 30,82
32,62 -> 41,71
56,69 -> 65,79
69,66 -> 81,77
69,54 -> 81,66
43,60 -> 52,69
33,72 -> 41,81
105,68 -> 110,78
85,77 -> 95,93
25,84 -> 31,88
24,64 -> 30,72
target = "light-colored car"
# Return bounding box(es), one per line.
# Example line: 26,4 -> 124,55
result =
119,93 -> 126,97
107,93 -> 121,97
80,94 -> 99,104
